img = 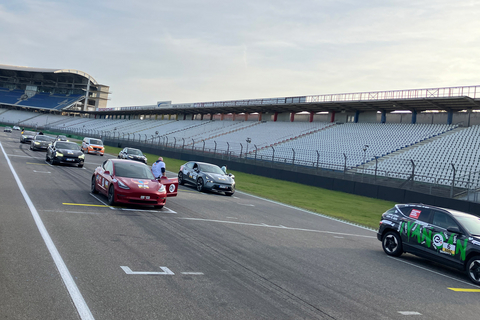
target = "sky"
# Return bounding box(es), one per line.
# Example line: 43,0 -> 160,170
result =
1,0 -> 480,108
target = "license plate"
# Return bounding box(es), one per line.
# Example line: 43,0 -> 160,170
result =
219,185 -> 228,189
66,158 -> 75,161
140,196 -> 150,199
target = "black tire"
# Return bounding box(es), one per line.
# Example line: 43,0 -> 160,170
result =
196,177 -> 204,192
101,154 -> 104,156
50,156 -> 57,165
30,144 -> 33,150
45,153 -> 49,162
382,231 -> 403,257
225,185 -> 235,196
91,176 -> 98,194
78,164 -> 84,168
466,256 -> 480,285
107,185 -> 115,205
178,172 -> 185,185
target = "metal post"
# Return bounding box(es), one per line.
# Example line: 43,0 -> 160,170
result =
343,153 -> 347,174
192,139 -> 195,150
202,140 -> 205,152
214,141 -> 217,156
226,142 -> 230,156
316,150 -> 319,169
240,143 -> 243,158
272,146 -> 275,162
375,156 -> 378,181
292,148 -> 295,165
255,145 -> 258,161
450,163 -> 456,198
173,137 -> 176,148
182,138 -> 185,149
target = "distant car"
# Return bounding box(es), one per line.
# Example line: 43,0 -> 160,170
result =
118,147 -> 148,164
12,126 -> 20,130
56,135 -> 69,141
30,134 -> 54,151
46,141 -> 85,167
82,137 -> 104,156
178,161 -> 235,196
378,203 -> 480,285
20,131 -> 36,143
91,159 -> 176,209
4,127 -> 12,133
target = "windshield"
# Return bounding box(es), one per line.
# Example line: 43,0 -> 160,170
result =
114,162 -> 155,179
36,135 -> 53,141
127,148 -> 143,155
199,164 -> 225,175
57,142 -> 81,150
455,214 -> 480,235
89,139 -> 103,145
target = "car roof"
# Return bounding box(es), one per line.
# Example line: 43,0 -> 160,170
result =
396,203 -> 473,217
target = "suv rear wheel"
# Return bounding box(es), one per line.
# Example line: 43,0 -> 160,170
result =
382,231 -> 403,257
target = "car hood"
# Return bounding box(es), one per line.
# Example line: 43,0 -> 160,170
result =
203,173 -> 234,184
116,177 -> 163,191
57,149 -> 83,156
126,154 -> 146,159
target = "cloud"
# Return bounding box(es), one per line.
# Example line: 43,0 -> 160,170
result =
1,0 -> 480,107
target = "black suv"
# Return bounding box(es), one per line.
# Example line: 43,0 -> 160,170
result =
378,204 -> 480,285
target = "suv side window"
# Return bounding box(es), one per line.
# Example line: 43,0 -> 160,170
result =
432,211 -> 459,230
401,207 -> 432,223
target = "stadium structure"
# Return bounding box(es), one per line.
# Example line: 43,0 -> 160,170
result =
2,63 -> 480,210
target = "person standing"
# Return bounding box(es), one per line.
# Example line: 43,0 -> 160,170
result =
152,156 -> 166,179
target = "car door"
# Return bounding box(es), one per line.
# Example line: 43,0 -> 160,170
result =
397,206 -> 433,254
429,210 -> 469,266
96,160 -> 113,194
183,162 -> 195,183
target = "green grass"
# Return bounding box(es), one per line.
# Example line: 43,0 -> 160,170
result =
101,145 -> 392,229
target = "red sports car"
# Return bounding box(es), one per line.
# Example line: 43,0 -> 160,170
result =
91,159 -> 177,209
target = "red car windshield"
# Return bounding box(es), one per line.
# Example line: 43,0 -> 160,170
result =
114,162 -> 155,179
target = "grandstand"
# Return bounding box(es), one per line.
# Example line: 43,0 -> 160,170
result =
0,64 -> 110,112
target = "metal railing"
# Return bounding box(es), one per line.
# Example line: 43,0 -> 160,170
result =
44,125 -> 480,203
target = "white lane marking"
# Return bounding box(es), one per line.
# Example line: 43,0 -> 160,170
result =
398,311 -> 422,315
178,217 -> 376,238
89,193 -> 176,213
33,170 -> 51,173
388,257 -> 478,287
7,154 -> 45,159
236,191 -> 376,232
334,236 -> 344,239
238,203 -> 254,207
89,193 -> 114,209
121,266 -> 174,275
0,143 -> 95,320
181,272 -> 204,275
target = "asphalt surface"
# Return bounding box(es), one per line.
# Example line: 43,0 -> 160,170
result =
1,130 -> 480,320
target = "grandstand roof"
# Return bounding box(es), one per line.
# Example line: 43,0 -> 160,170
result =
0,64 -> 98,85
94,85 -> 480,116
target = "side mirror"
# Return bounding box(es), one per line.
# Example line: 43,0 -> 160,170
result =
104,171 -> 111,175
447,226 -> 462,234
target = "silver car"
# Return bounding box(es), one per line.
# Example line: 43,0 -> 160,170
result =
178,161 -> 235,196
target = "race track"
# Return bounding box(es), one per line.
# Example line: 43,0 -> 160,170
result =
1,130 -> 480,320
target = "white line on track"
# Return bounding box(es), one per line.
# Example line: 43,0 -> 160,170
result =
178,217 -> 376,238
0,142 -> 95,320
89,193 -> 176,213
236,190 -> 376,232
388,256 -> 478,287
7,154 -> 45,159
